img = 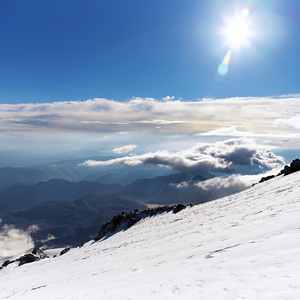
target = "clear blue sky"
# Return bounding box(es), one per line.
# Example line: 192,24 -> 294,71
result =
0,0 -> 299,104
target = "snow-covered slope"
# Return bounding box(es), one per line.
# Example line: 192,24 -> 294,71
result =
1,172 -> 300,299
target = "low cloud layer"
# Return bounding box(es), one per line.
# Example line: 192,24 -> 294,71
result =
0,224 -> 36,261
83,138 -> 285,175
193,174 -> 259,192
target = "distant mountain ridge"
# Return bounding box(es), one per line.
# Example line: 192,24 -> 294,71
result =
0,179 -> 123,213
0,157 -> 173,191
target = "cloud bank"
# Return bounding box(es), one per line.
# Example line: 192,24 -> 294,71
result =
0,95 -> 299,157
0,96 -> 299,137
83,138 -> 285,175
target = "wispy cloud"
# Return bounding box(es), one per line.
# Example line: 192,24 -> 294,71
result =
113,144 -> 137,154
173,173 -> 260,194
197,126 -> 284,137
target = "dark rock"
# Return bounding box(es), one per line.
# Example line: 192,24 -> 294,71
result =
32,248 -> 49,260
173,204 -> 186,214
95,204 -> 192,241
2,259 -> 15,268
18,253 -> 38,266
259,175 -> 275,184
60,247 -> 71,256
278,158 -> 300,176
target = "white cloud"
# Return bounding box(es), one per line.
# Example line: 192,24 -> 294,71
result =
0,224 -> 35,261
112,144 -> 137,154
162,96 -> 175,101
274,115 -> 300,129
193,174 -> 259,191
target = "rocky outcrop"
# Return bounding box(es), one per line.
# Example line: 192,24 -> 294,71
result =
95,204 -> 192,241
258,158 -> 300,184
277,158 -> 300,176
1,248 -> 49,269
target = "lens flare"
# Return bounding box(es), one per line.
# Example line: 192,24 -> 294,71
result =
241,7 -> 249,18
218,50 -> 232,76
222,49 -> 232,65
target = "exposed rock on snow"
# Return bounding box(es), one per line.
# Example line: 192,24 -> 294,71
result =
95,204 -> 191,240
60,247 -> 71,256
1,248 -> 49,268
277,158 -> 300,176
258,158 -> 300,184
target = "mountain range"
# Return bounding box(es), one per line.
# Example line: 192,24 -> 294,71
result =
1,159 -> 298,248
0,171 -> 207,247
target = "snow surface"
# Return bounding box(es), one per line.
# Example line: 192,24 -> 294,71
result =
1,172 -> 300,299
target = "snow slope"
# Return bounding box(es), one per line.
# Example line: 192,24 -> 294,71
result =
1,172 -> 300,299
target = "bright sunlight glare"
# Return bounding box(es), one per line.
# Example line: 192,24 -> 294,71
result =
223,7 -> 251,49
224,18 -> 250,48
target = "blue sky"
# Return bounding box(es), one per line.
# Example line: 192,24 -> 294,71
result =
0,0 -> 299,168
0,0 -> 300,103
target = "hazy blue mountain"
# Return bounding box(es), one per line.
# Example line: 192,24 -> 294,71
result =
0,179 -> 123,213
92,167 -> 175,185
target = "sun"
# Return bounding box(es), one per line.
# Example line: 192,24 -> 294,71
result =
224,18 -> 250,48
222,7 -> 252,49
